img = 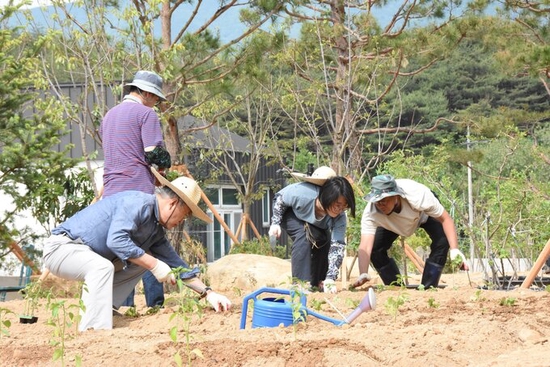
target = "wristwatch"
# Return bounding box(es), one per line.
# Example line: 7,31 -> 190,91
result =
199,286 -> 212,299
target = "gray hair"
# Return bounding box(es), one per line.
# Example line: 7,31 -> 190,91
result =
156,186 -> 185,206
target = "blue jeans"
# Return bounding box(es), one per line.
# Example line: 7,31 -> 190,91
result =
121,271 -> 165,307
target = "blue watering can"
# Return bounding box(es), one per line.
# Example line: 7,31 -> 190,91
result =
239,287 -> 376,329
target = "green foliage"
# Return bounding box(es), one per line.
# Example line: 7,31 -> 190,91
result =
427,297 -> 440,309
309,298 -> 325,311
46,297 -> 84,367
384,292 -> 409,322
288,287 -> 307,340
167,267 -> 206,367
470,289 -> 486,302
229,237 -> 287,259
20,281 -> 48,318
499,297 -> 517,307
0,23 -> 78,268
0,307 -> 14,338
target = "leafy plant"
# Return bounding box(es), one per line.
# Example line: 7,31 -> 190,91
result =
427,297 -> 440,309
0,307 -> 14,338
345,298 -> 360,309
167,267 -> 205,367
124,306 -> 139,318
20,281 -> 47,319
229,236 -> 287,259
288,287 -> 307,340
384,292 -> 409,322
309,298 -> 326,311
499,297 -> 517,307
470,289 -> 486,302
46,297 -> 84,367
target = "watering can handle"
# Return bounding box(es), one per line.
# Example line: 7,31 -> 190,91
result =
239,287 -> 293,329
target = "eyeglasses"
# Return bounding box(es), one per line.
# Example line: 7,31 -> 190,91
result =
331,201 -> 349,212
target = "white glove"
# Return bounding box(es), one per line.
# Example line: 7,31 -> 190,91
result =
268,224 -> 281,238
323,279 -> 337,294
206,291 -> 232,312
450,249 -> 469,270
350,273 -> 372,289
150,259 -> 176,284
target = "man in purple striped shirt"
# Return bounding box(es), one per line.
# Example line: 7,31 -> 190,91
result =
99,70 -> 172,308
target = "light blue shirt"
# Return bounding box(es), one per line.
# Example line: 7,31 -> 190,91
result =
52,191 -> 199,279
275,182 -> 348,244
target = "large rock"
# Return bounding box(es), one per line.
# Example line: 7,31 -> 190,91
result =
206,254 -> 292,293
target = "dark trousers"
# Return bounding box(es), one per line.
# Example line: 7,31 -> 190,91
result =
121,270 -> 164,307
371,216 -> 450,269
281,210 -> 331,288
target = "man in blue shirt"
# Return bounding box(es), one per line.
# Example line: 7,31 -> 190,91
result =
43,168 -> 231,331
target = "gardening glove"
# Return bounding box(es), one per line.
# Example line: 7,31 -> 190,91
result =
268,224 -> 281,238
206,291 -> 232,312
450,249 -> 469,270
150,259 -> 176,284
350,273 -> 372,289
323,278 -> 337,294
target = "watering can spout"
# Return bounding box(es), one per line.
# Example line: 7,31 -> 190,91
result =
344,288 -> 376,324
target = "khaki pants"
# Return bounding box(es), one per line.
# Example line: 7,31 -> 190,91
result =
43,235 -> 145,331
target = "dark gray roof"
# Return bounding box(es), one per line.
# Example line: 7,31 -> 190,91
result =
177,115 -> 251,153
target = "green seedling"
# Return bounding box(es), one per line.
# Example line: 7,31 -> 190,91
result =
19,280 -> 47,321
470,289 -> 486,302
46,297 -> 84,367
427,297 -> 439,309
499,297 -> 517,307
124,306 -> 139,318
167,267 -> 205,367
0,307 -> 14,338
289,288 -> 307,340
384,292 -> 409,322
145,305 -> 162,315
309,298 -> 325,311
345,298 -> 360,309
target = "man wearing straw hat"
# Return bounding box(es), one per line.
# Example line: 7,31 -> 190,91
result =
352,174 -> 468,289
268,166 -> 356,293
42,168 -> 231,331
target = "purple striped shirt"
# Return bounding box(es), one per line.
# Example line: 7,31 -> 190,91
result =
99,100 -> 164,197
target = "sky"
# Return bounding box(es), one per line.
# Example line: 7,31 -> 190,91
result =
0,0 -> 64,8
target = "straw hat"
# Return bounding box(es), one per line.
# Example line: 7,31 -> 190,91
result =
126,70 -> 166,100
364,174 -> 405,203
290,166 -> 337,186
151,167 -> 212,223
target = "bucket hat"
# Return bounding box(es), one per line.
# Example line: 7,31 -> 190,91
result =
151,167 -> 212,223
365,174 -> 405,203
290,166 -> 337,186
126,70 -> 166,100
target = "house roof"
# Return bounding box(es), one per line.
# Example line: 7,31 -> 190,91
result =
177,115 -> 251,153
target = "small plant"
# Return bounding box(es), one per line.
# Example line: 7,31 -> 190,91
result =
124,306 -> 139,318
310,298 -> 326,311
394,274 -> 408,287
427,297 -> 439,309
46,297 -> 84,367
0,307 -> 14,338
384,292 -> 409,322
345,298 -> 360,309
470,289 -> 486,302
288,287 -> 307,340
499,297 -> 517,307
19,281 -> 47,323
167,267 -> 205,367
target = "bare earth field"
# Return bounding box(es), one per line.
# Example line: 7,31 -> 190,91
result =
1,254 -> 549,367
